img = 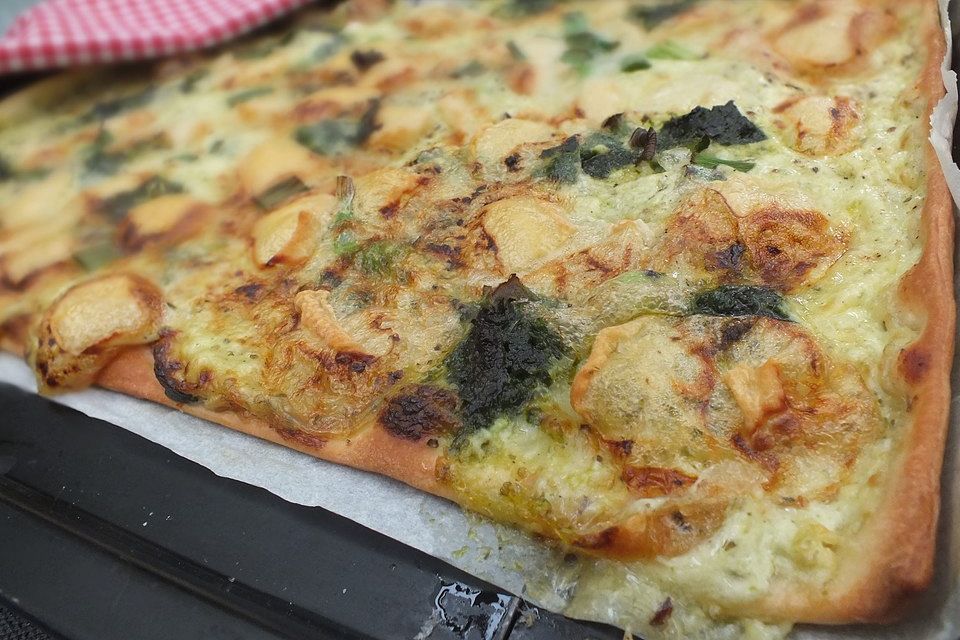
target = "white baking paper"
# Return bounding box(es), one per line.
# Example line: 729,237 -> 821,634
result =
1,3 -> 959,638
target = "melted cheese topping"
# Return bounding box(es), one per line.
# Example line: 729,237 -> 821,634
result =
0,1 -> 940,637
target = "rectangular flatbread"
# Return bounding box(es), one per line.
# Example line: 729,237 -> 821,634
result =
0,1 -> 952,637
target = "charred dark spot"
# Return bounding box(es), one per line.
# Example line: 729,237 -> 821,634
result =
379,384 -> 460,441
379,201 -> 399,219
319,269 -> 344,288
573,527 -> 617,550
152,337 -> 201,404
350,49 -> 385,71
335,351 -> 376,373
504,153 -> 521,171
900,346 -> 930,384
607,439 -> 634,457
716,317 -> 755,352
670,510 -> 692,532
234,283 -> 264,301
712,242 -> 745,272
424,242 -> 464,268
650,598 -> 674,626
622,466 -> 696,498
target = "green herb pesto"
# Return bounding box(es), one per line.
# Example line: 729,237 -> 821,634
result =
446,276 -> 565,434
690,285 -> 789,321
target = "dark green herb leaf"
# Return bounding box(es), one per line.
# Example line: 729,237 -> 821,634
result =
446,275 -> 565,432
580,132 -> 636,178
179,69 -> 208,93
629,0 -> 700,30
646,39 -> 700,60
506,40 -> 526,60
690,285 -> 789,321
254,176 -> 308,210
294,100 -> 380,155
227,86 -> 274,107
657,101 -> 766,149
99,176 -> 183,222
74,242 -> 124,271
78,87 -> 155,124
85,131 -> 169,176
537,135 -> 581,183
693,152 -> 755,172
451,60 -> 486,79
562,12 -> 619,76
620,53 -> 651,72
495,0 -> 556,18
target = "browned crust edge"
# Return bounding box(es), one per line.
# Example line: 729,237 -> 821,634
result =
738,1 -> 955,623
96,347 -> 454,502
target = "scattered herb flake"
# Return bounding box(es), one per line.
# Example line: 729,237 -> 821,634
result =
99,176 -> 183,221
630,0 -> 700,30
294,100 -> 380,155
620,53 -> 651,72
693,152 -> 755,172
691,285 -> 789,321
227,86 -> 274,107
561,12 -> 619,76
78,87 -> 155,124
356,240 -> 405,275
254,176 -> 308,210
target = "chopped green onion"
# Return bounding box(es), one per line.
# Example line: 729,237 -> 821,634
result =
693,153 -> 755,172
646,40 -> 700,60
254,176 -> 309,210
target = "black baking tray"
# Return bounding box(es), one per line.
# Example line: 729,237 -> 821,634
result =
0,382 -> 622,640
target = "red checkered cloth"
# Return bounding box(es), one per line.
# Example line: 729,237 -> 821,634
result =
0,0 -> 315,74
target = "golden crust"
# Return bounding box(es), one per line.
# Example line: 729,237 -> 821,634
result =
95,347 -> 452,501
735,1 -> 955,623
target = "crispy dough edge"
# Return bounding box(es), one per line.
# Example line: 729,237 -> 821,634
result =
736,1 -> 955,624
96,347 -> 454,502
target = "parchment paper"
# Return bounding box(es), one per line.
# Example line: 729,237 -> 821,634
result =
1,2 -> 959,638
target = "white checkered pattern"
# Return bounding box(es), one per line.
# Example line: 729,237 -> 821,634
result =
0,0 -> 313,73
